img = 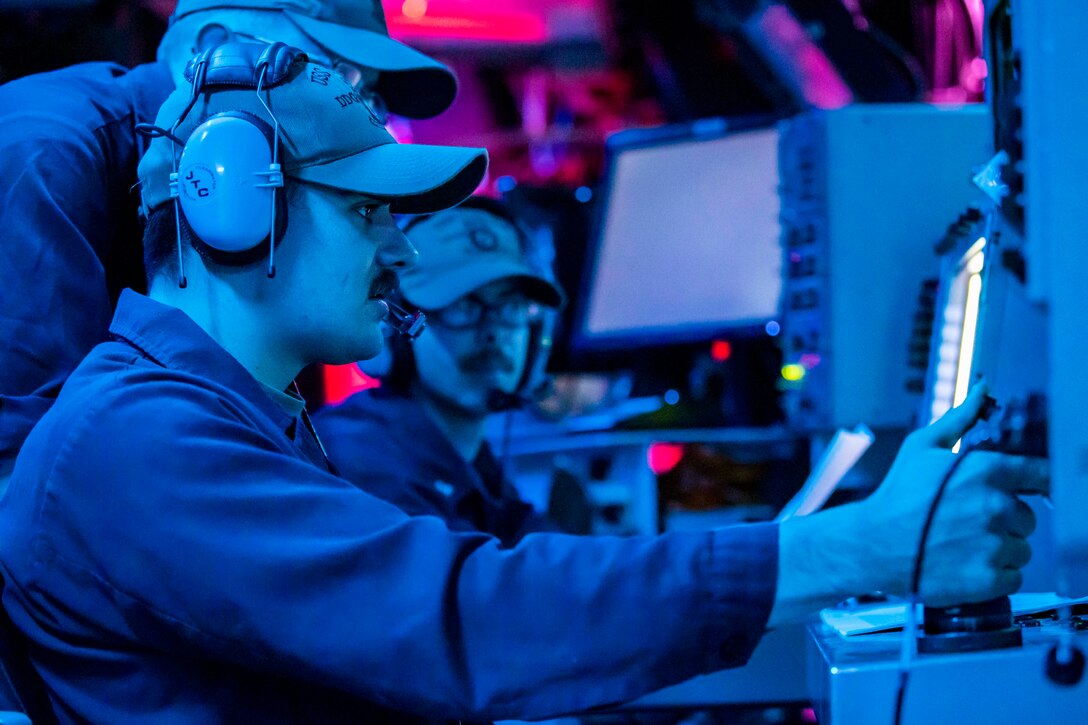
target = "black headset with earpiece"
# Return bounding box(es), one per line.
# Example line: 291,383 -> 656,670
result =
138,41 -> 305,286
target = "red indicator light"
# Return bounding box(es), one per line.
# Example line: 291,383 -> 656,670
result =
711,340 -> 733,362
648,443 -> 685,475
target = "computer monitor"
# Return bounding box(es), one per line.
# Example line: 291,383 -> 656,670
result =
571,118 -> 783,354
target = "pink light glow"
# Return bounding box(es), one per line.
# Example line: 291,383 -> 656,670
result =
144,0 -> 177,21
648,443 -> 685,476
756,4 -> 853,109
963,0 -> 985,47
386,10 -> 548,44
323,364 -> 380,406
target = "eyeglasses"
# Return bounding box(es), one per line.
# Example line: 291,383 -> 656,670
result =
428,295 -> 539,330
354,83 -> 390,126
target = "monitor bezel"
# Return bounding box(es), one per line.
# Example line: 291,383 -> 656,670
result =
570,115 -> 784,356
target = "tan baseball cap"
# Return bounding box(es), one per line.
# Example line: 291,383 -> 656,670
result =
399,205 -> 565,310
138,54 -> 486,216
172,0 -> 456,118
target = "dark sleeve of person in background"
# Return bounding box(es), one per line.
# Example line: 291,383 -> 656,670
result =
0,61 -> 172,469
314,388 -> 563,546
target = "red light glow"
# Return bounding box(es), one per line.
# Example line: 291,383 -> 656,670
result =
323,364 -> 381,407
711,340 -> 733,363
648,443 -> 685,476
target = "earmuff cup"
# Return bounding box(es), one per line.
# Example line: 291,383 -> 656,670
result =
176,110 -> 287,261
181,193 -> 289,269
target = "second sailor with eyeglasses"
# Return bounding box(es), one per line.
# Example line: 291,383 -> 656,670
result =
312,196 -> 580,545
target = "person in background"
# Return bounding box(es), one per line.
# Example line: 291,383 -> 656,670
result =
314,197 -> 592,546
0,0 -> 456,485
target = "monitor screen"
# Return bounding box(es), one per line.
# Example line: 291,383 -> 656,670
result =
573,122 -> 783,352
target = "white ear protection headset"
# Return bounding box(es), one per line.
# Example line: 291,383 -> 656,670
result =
138,41 -> 304,287
174,110 -> 281,256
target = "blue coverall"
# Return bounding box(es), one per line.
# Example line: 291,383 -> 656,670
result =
314,388 -> 558,547
0,291 -> 777,723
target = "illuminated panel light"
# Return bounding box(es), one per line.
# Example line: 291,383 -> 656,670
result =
952,251 -> 985,410
781,363 -> 806,382
387,11 -> 548,44
323,364 -> 380,406
647,443 -> 684,476
711,340 -> 733,362
949,246 -> 985,453
929,239 -> 986,424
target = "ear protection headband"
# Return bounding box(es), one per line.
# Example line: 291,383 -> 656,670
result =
138,41 -> 305,287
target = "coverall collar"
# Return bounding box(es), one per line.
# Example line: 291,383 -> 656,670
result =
108,289 -> 298,435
